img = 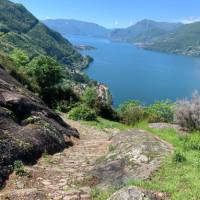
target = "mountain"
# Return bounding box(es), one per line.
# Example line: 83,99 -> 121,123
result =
143,22 -> 200,56
110,19 -> 183,43
43,19 -> 110,38
0,0 -> 85,68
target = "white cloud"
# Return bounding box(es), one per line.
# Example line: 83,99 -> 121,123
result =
182,16 -> 200,24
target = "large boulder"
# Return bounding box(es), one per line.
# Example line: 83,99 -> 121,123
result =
0,64 -> 79,186
91,130 -> 172,187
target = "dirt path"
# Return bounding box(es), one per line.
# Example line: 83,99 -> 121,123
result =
0,120 -> 172,200
0,119 -> 117,200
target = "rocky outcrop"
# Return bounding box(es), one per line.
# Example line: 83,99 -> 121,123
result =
91,130 -> 172,187
0,65 -> 79,187
109,186 -> 168,200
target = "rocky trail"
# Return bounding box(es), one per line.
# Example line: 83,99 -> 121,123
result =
0,119 -> 172,200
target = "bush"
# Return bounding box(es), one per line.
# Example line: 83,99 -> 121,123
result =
27,56 -> 64,89
145,100 -> 174,123
82,87 -> 99,108
98,104 -> 119,121
68,105 -> 97,121
173,151 -> 186,163
10,48 -> 29,68
174,91 -> 200,131
118,101 -> 145,125
13,160 -> 30,176
42,84 -> 79,108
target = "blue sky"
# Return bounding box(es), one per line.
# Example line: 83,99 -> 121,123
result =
12,0 -> 200,28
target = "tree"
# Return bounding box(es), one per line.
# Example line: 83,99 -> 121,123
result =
10,49 -> 29,67
82,87 -> 99,108
28,56 -> 63,89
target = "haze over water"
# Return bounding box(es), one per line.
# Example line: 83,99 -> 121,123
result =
67,35 -> 200,106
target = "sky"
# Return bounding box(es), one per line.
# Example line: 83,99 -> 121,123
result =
12,0 -> 200,28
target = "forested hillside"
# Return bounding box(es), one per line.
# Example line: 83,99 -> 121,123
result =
0,0 -> 85,68
144,21 -> 200,56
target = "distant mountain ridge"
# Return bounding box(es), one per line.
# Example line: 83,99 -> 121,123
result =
43,18 -> 200,57
143,21 -> 200,56
43,19 -> 110,38
110,19 -> 183,43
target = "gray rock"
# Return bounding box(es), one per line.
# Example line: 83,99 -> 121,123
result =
91,130 -> 172,187
0,65 -> 79,186
109,187 -> 150,200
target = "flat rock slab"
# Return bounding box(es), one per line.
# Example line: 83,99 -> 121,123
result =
149,123 -> 188,134
109,186 -> 168,200
91,129 -> 172,187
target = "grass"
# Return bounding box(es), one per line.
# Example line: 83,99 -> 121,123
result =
82,117 -> 131,131
90,187 -> 117,200
63,115 -> 200,200
124,121 -> 200,200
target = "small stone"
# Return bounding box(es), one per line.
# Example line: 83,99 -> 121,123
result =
37,177 -> 43,181
16,181 -> 25,189
41,180 -> 51,186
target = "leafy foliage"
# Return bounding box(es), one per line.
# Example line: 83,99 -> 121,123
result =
13,160 -> 30,176
173,151 -> 186,163
27,56 -> 63,88
145,100 -> 174,123
82,87 -> 99,108
118,100 -> 174,125
68,104 -> 97,121
118,100 -> 145,125
10,48 -> 29,67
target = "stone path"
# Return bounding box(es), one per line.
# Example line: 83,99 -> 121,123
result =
0,120 -> 172,200
0,119 -> 115,200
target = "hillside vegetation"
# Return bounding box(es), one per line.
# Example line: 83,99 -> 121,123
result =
0,0 -> 85,68
110,19 -> 182,43
144,22 -> 200,56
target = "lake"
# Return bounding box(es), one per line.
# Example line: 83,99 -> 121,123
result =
66,35 -> 200,106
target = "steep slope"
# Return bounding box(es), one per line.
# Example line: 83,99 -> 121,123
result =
0,0 -> 84,68
0,52 -> 79,187
43,19 -> 110,38
144,22 -> 200,56
110,19 -> 182,43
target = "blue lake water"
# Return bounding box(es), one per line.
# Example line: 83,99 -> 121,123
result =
66,35 -> 200,106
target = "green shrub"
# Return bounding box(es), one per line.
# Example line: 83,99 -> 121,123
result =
10,48 -> 29,68
145,100 -> 174,123
118,100 -> 145,125
173,151 -> 186,163
27,56 -> 63,89
82,87 -> 99,108
68,105 -> 97,121
13,160 -> 30,176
